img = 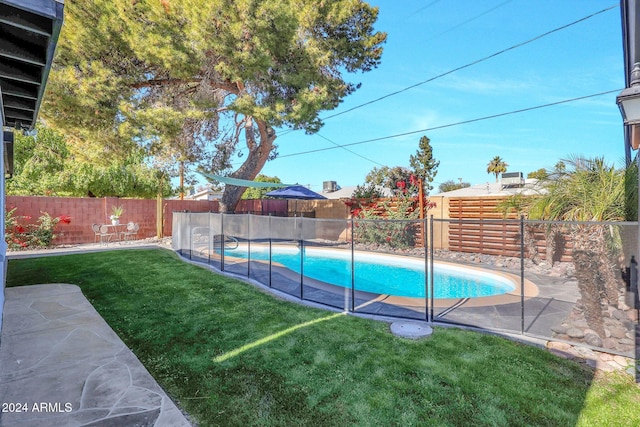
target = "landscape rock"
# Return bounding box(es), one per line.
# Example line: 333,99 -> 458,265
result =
566,328 -> 585,339
584,333 -> 603,348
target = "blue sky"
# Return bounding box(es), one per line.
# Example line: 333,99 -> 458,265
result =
255,0 -> 624,194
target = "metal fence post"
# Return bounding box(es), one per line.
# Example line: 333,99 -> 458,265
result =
220,213 -> 225,272
300,216 -> 304,300
520,215 -> 525,335
351,216 -> 355,313
269,214 -> 272,288
247,213 -> 251,277
300,238 -> 304,300
208,212 -> 212,265
424,216 -> 428,322
430,215 -> 435,323
188,212 -> 193,261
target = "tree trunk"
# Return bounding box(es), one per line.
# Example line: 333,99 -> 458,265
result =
571,225 -> 608,337
219,118 -> 276,212
544,224 -> 557,266
523,223 -> 539,264
596,226 -> 623,305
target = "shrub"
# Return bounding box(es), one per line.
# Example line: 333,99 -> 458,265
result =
353,196 -> 420,249
5,207 -> 71,250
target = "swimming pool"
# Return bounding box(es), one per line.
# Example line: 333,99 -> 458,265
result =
223,245 -> 516,299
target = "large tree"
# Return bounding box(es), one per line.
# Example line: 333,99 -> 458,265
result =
409,136 -> 439,194
42,0 -> 386,211
7,125 -> 167,198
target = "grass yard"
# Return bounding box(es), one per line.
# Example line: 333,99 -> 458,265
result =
7,248 -> 640,426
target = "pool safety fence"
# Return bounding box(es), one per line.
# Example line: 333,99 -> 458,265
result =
172,212 -> 639,358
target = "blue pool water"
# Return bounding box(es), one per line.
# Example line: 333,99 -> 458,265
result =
224,246 -> 515,299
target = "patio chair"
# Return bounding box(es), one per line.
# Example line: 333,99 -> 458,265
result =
121,222 -> 140,241
97,224 -> 116,243
92,223 -> 102,243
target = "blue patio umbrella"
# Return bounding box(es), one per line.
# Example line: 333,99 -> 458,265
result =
265,185 -> 326,216
265,185 -> 327,200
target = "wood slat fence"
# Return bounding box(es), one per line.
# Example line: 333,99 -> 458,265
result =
447,197 -> 572,261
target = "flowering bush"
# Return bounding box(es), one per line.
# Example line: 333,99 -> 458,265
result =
347,177 -> 436,249
5,207 -> 71,250
352,195 -> 422,249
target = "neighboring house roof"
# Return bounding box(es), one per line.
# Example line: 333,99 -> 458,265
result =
322,185 -> 394,200
434,179 -> 544,198
0,0 -> 64,129
186,189 -> 223,201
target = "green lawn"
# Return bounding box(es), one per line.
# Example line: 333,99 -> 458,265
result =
7,249 -> 640,426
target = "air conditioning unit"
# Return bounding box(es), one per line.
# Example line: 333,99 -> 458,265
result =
501,172 -> 524,187
323,180 -> 338,193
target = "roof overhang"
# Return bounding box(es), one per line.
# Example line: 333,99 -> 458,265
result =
0,0 -> 64,129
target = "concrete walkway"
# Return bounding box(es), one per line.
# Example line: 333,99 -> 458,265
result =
0,283 -> 192,427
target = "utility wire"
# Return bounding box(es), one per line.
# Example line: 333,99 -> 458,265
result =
320,4 -> 618,122
425,0 -> 514,42
406,0 -> 443,18
275,4 -> 616,139
315,133 -> 386,167
275,89 -> 621,160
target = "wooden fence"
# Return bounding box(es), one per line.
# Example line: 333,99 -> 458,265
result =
5,196 -> 287,245
447,197 -> 572,261
4,194 -> 582,261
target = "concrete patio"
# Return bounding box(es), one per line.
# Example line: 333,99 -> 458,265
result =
0,283 -> 191,427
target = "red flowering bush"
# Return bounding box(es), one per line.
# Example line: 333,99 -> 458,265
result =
5,207 -> 71,250
352,196 -> 420,249
346,178 -> 437,249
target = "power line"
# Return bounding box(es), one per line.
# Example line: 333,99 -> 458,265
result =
275,4 -> 617,139
425,0 -> 514,42
406,0 -> 443,18
320,4 -> 618,122
275,89 -> 620,160
315,133 -> 386,167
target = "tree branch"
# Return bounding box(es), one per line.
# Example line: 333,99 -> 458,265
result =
130,77 -> 240,95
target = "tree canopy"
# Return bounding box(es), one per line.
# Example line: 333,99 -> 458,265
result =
409,136 -> 439,193
364,135 -> 439,195
528,157 -> 626,222
486,156 -> 508,182
365,166 -> 413,195
438,180 -> 470,193
7,125 -> 168,198
43,0 -> 386,210
241,174 -> 283,199
527,168 -> 548,180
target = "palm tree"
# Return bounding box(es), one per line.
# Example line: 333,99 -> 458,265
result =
487,156 -> 508,182
528,156 -> 627,337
